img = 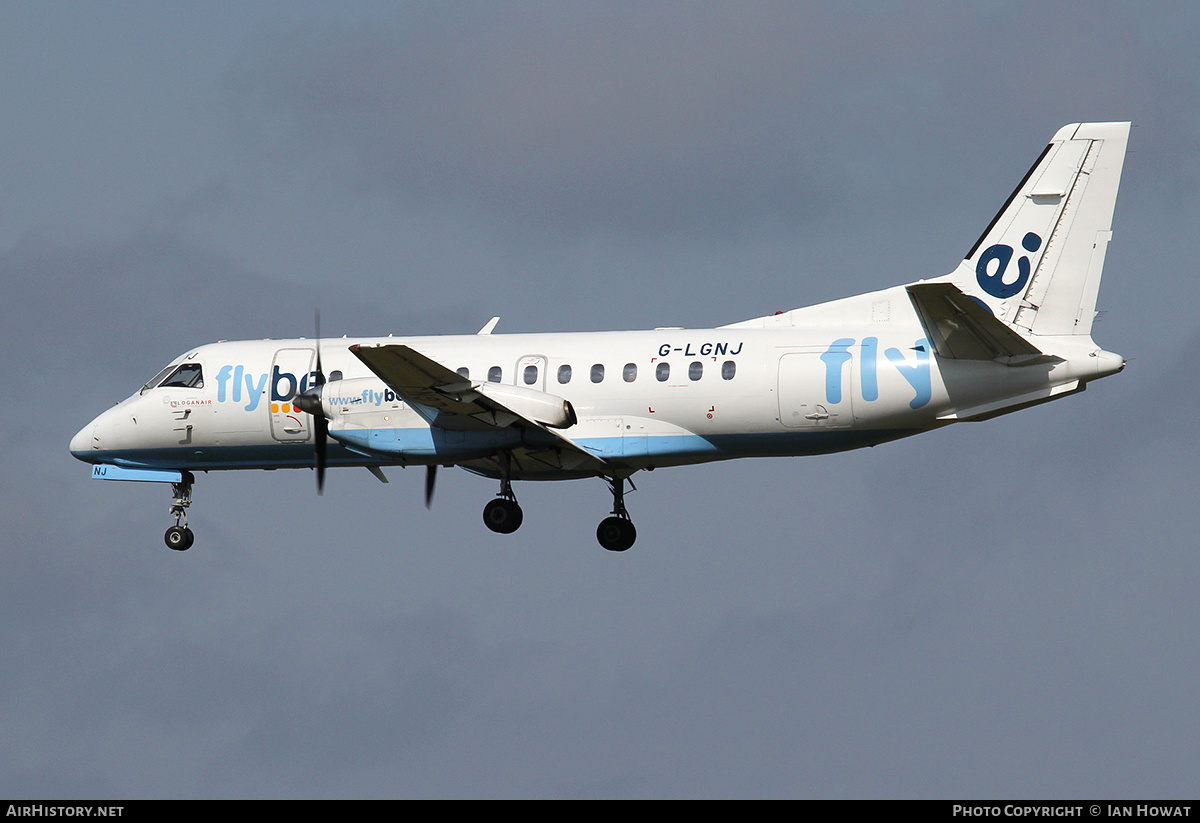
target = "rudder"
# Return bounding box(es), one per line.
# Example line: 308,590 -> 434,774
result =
952,122 -> 1130,337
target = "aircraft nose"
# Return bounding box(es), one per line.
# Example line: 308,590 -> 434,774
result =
69,420 -> 98,462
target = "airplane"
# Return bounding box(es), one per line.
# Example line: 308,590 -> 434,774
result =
70,122 -> 1130,553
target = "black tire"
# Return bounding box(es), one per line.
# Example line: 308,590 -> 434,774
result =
165,526 -> 193,551
597,517 -> 636,552
483,498 -> 523,534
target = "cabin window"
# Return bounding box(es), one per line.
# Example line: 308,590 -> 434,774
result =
329,370 -> 343,382
558,364 -> 572,384
160,363 -> 204,389
689,361 -> 703,381
488,366 -> 502,383
591,364 -> 605,383
656,362 -> 670,382
721,361 -> 736,380
523,365 -> 538,385
623,363 -> 637,382
456,367 -> 469,379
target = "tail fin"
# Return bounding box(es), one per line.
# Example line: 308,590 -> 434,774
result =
951,122 -> 1129,337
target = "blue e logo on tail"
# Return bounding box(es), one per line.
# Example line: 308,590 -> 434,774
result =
976,232 -> 1041,298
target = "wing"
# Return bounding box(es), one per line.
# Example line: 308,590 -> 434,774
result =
349,343 -> 489,420
349,343 -> 609,474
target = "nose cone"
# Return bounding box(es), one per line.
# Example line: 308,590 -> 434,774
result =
69,420 -> 97,462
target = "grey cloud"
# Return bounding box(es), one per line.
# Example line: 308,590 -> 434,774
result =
224,3 -> 1200,242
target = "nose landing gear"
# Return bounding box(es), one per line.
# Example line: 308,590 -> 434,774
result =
164,472 -> 195,551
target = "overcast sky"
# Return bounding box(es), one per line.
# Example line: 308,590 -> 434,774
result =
3,1 -> 1199,798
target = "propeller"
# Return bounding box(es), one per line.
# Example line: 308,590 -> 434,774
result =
294,312 -> 433,507
425,465 -> 437,509
293,310 -> 328,494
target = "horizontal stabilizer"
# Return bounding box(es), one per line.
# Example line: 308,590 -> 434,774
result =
938,380 -> 1083,422
907,283 -> 1050,363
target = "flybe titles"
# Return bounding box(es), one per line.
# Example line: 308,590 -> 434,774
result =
822,337 -> 932,409
215,365 -> 399,411
215,365 -> 314,411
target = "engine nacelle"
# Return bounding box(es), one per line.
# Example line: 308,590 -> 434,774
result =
293,377 -> 391,421
474,382 -> 578,429
299,376 -> 577,430
316,377 -> 384,418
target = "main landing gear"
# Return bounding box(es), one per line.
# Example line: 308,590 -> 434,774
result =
482,451 -> 523,534
596,476 -> 637,552
479,454 -> 638,552
482,496 -> 523,534
164,471 -> 195,551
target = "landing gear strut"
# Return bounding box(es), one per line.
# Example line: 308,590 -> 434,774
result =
596,476 -> 637,552
482,451 -> 523,534
164,471 -> 195,551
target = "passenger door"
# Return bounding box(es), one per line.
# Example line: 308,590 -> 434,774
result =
269,348 -> 315,442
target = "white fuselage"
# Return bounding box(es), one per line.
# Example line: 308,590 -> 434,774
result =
69,283 -> 1123,481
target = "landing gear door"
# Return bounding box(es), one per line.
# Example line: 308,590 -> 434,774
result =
269,348 -> 315,442
778,351 -> 854,428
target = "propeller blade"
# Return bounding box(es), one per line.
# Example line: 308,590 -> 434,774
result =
425,465 -> 437,509
313,309 -> 325,390
308,309 -> 328,495
314,414 -> 327,495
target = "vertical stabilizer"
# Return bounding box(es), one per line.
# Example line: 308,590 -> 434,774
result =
951,122 -> 1129,337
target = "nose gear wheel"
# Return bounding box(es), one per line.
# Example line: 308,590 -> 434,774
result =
163,472 -> 195,551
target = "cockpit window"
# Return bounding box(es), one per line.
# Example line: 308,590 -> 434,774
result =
163,363 -> 204,388
141,365 -> 178,394
149,363 -> 204,390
